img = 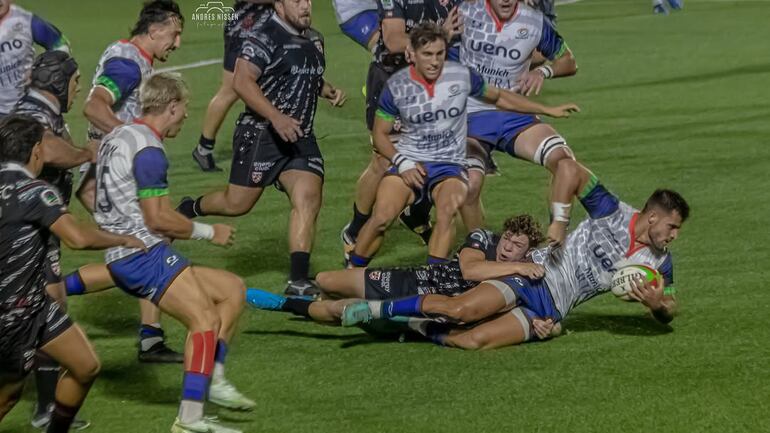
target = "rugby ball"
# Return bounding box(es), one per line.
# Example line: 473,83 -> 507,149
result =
610,264 -> 661,298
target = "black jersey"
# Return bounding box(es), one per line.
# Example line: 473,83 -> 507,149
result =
374,0 -> 462,71
239,15 -> 325,138
459,228 -> 500,261
0,164 -> 66,321
419,229 -> 500,294
226,1 -> 273,39
11,90 -> 73,203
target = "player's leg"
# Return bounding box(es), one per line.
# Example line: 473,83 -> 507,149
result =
63,263 -> 113,295
442,308 -> 533,350
0,379 -> 25,421
193,69 -> 237,172
279,166 -> 324,296
343,151 -> 390,244
138,298 -> 183,363
461,138 -> 490,231
428,177 -> 468,261
185,183 -> 264,218
348,175 -> 414,267
420,281 -> 513,324
316,268 -> 367,299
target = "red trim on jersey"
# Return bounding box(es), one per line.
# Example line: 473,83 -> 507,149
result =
409,65 -> 436,98
119,38 -> 154,66
134,119 -> 163,141
485,0 -> 519,33
625,212 -> 649,258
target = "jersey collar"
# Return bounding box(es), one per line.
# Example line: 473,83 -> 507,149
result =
121,39 -> 154,66
133,119 -> 164,141
626,212 -> 649,257
0,162 -> 34,178
271,14 -> 300,36
485,0 -> 519,33
27,89 -> 61,115
409,65 -> 438,98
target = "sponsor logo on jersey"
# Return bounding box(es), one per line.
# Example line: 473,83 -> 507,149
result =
40,189 -> 63,207
467,40 -> 522,60
516,28 -> 529,39
368,271 -> 381,281
448,84 -> 461,97
0,39 -> 24,54
290,65 -> 324,75
166,255 -> 179,267
192,1 -> 237,28
381,0 -> 394,10
408,106 -> 463,124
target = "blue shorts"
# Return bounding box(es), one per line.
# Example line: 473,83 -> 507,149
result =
467,111 -> 540,156
108,243 -> 190,304
339,10 -> 379,48
497,276 -> 561,322
387,162 -> 468,204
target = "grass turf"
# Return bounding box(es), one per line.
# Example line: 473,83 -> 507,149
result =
3,0 -> 770,432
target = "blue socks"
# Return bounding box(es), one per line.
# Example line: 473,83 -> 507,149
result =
427,255 -> 449,265
349,253 -> 371,267
381,295 -> 423,318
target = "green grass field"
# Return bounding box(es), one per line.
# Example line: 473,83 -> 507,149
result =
4,0 -> 770,431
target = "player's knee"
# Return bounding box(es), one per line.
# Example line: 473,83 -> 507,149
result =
369,210 -> 395,233
435,202 -> 461,223
448,302 -> 481,323
189,306 -> 221,334
545,147 -> 575,173
555,157 -> 580,179
224,199 -> 253,216
449,333 -> 484,351
316,271 -> 332,289
72,354 -> 101,385
466,176 -> 483,204
292,189 -> 322,215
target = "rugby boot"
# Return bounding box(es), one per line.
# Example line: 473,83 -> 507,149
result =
284,279 -> 321,298
31,404 -> 91,431
246,288 -> 286,311
139,340 -> 185,363
171,416 -> 242,433
192,147 -> 222,172
208,378 -> 256,411
341,301 -> 374,327
652,2 -> 668,14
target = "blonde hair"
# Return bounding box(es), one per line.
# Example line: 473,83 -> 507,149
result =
140,72 -> 189,115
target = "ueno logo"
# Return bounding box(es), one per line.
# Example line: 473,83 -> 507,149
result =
408,106 -> 462,124
467,40 -> 522,60
0,39 -> 24,54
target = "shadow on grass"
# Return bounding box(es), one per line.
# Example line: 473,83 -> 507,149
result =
243,329 -> 362,341
564,312 -> 673,336
97,361 -> 180,405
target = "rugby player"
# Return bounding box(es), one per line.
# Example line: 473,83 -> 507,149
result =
177,0 -> 346,297
193,0 -> 274,172
10,51 -> 93,430
456,0 -> 580,240
340,0 -> 465,256
332,0 -> 379,50
653,0 -> 683,15
246,214 -> 545,324
345,162 -> 689,350
0,115 -> 145,432
0,0 -> 70,117
94,73 -> 253,432
71,0 -> 185,363
347,23 -> 577,267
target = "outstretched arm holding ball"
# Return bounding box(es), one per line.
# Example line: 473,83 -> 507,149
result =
628,276 -> 677,324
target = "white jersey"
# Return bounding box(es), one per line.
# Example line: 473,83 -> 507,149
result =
459,0 -> 565,113
377,61 -> 487,165
531,182 -> 675,318
332,0 -> 377,24
88,40 -> 154,139
94,123 -> 168,263
0,5 -> 68,114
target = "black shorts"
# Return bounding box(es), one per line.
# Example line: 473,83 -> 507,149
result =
0,297 -> 72,379
364,267 -> 419,300
229,116 -> 324,188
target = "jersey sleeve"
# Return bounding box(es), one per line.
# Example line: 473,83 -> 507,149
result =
578,174 -> 620,219
379,0 -> 405,20
375,84 -> 398,122
94,58 -> 142,105
239,32 -> 275,72
658,254 -> 675,294
468,67 -> 487,98
460,229 -> 493,253
133,147 -> 170,199
537,18 -> 568,61
21,182 -> 67,228
31,15 -> 70,52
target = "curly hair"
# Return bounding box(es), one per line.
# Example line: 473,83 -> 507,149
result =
501,214 -> 544,248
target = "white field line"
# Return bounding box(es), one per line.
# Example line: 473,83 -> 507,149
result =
156,58 -> 220,72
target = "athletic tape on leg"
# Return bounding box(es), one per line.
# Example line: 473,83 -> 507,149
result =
532,135 -> 573,166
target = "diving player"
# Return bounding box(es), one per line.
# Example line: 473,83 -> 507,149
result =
0,0 -> 70,117
347,23 -> 578,267
0,115 -> 144,432
345,162 -> 689,350
332,0 -> 379,50
94,72 -> 253,432
177,0 -> 347,297
70,0 -> 185,363
193,0 -> 274,172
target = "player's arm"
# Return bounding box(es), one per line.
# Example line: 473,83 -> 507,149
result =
51,214 -> 145,251
627,276 -> 678,325
31,15 -> 70,52
458,247 -> 544,281
519,21 -> 577,96
132,148 -> 234,245
84,58 -> 142,134
482,85 -> 579,118
379,0 -> 408,53
321,81 -> 346,107
41,129 -> 92,169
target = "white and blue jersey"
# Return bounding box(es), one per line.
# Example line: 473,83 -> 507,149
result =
529,179 -> 675,319
376,61 -> 487,165
333,0 -> 378,48
88,40 -> 154,139
0,4 -> 69,114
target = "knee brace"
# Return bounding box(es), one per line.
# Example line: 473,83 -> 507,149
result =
532,135 -> 574,166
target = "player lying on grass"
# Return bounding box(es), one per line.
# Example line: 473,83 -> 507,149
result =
343,161 -> 689,350
245,214 -> 546,324
346,22 -> 578,267
0,115 -> 145,432
93,72 -> 253,433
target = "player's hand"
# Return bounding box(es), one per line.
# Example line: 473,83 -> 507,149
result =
546,221 -> 567,248
442,7 -> 463,39
400,163 -> 426,189
324,87 -> 347,107
544,103 -> 580,118
122,235 -> 147,252
512,263 -> 545,279
211,224 -> 236,247
532,318 -> 554,339
626,275 -> 664,310
269,112 -> 303,143
517,69 -> 546,96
